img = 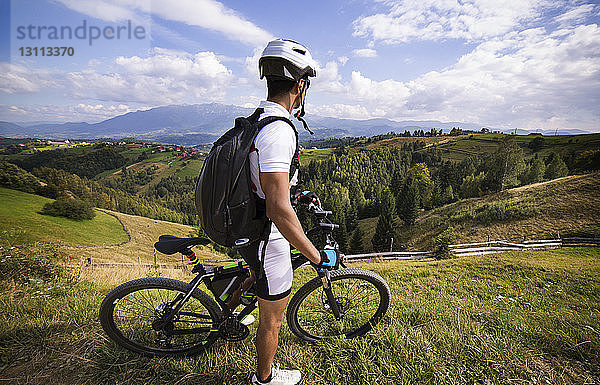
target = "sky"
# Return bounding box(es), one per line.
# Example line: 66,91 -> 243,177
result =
0,0 -> 599,131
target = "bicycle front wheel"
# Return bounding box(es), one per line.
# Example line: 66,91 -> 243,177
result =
286,268 -> 390,341
99,277 -> 223,357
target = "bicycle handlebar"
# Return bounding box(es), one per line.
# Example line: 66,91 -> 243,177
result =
319,222 -> 338,230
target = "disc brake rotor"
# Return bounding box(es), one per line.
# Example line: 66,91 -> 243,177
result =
323,296 -> 350,317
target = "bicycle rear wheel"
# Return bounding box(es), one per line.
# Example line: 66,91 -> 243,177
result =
286,268 -> 390,341
99,277 -> 223,357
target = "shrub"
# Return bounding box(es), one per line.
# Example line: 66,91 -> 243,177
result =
434,226 -> 456,259
474,201 -> 538,225
545,153 -> 569,180
449,200 -> 538,225
40,198 -> 96,220
460,172 -> 485,198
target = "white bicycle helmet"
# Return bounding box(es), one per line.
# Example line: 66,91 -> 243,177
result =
259,39 -> 317,82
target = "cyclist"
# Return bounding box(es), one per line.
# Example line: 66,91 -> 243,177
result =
239,39 -> 338,385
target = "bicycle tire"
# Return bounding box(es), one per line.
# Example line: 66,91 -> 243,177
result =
99,277 -> 223,357
286,268 -> 390,341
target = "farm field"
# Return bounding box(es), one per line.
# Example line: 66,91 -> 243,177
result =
431,133 -> 600,162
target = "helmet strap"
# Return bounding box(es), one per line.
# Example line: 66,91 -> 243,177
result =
294,81 -> 314,135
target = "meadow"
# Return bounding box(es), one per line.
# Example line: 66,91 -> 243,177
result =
1,240 -> 598,384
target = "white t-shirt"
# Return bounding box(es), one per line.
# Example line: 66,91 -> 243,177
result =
249,100 -> 298,239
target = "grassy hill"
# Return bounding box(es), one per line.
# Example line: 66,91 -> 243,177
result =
432,132 -> 600,162
0,187 -> 128,247
334,132 -> 600,163
70,209 -> 217,265
358,172 -> 600,251
0,186 -> 223,269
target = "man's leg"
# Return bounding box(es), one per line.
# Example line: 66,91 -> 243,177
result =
256,295 -> 290,381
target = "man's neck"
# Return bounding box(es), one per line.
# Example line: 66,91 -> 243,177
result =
266,96 -> 293,114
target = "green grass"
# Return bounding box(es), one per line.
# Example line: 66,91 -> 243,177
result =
0,187 -> 128,246
300,148 -> 334,164
433,133 -> 600,162
0,246 -> 598,384
174,159 -> 204,178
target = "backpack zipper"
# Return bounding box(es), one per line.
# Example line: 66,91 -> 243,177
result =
225,136 -> 237,228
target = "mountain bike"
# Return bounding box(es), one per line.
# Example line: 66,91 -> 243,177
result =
99,198 -> 391,357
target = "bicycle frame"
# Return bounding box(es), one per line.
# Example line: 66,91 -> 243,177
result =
158,203 -> 346,329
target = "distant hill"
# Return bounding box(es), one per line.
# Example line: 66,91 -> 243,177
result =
0,103 -> 497,145
358,172 -> 600,251
1,102 -> 595,145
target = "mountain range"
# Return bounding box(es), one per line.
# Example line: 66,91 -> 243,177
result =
0,103 -> 593,145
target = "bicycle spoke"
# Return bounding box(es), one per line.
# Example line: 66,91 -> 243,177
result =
294,275 -> 382,338
113,287 -> 214,350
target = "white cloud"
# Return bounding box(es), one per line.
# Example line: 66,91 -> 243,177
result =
310,103 -> 373,120
0,103 -> 145,123
115,48 -> 231,79
244,47 -> 264,86
309,24 -> 600,130
54,0 -> 138,23
338,56 -> 349,66
313,61 -> 345,94
353,48 -> 377,58
353,0 -> 554,43
64,48 -> 233,104
0,63 -> 57,94
147,0 -> 274,46
555,3 -> 598,27
55,0 -> 273,46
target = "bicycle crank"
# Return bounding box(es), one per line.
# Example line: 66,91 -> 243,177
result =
218,316 -> 249,341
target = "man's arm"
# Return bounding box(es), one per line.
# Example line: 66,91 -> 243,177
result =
260,171 -> 321,265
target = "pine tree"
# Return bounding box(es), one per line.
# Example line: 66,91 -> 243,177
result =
349,226 -> 364,254
398,181 -> 419,225
528,157 -> 546,183
346,204 -> 358,230
336,222 -> 349,253
545,153 -> 568,179
371,189 -> 397,251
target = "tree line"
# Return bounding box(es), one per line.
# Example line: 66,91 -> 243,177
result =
299,135 -> 597,254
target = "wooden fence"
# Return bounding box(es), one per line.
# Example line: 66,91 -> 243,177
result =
449,239 -> 562,257
72,237 -> 599,269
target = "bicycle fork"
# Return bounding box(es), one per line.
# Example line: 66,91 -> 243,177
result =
319,269 -> 343,320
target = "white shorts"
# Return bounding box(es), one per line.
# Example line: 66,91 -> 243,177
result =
239,235 -> 293,300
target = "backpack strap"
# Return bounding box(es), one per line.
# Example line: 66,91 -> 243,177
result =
255,115 -> 299,179
252,115 -> 300,273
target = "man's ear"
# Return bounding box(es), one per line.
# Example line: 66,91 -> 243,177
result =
292,80 -> 302,95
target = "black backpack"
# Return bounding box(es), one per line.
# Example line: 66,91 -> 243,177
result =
195,108 -> 299,248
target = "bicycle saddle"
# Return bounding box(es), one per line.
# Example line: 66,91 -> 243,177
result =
154,235 -> 211,255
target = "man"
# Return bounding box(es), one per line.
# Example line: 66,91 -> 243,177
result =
240,39 -> 332,385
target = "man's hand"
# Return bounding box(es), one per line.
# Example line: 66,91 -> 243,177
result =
313,249 -> 341,270
296,190 -> 320,206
